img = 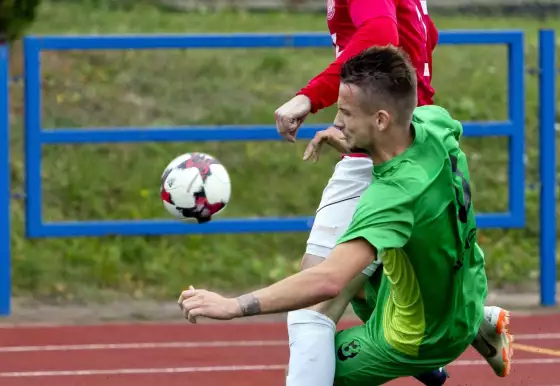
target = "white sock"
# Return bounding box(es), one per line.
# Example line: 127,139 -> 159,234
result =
285,309 -> 337,386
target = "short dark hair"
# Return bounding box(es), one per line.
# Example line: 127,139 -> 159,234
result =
340,45 -> 417,122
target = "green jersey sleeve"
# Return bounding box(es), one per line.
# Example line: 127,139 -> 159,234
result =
413,105 -> 464,142
337,181 -> 414,254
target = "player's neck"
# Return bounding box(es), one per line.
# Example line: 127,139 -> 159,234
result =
369,123 -> 414,165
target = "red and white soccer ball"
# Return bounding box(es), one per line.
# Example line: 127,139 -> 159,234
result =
160,152 -> 231,223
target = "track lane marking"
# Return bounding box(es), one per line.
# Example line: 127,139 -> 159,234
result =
1,358 -> 560,378
514,343 -> 560,357
2,333 -> 560,353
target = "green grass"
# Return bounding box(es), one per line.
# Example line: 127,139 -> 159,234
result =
8,1 -> 560,301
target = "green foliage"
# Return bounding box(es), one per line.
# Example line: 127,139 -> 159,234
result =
9,1 -> 560,302
0,0 -> 41,42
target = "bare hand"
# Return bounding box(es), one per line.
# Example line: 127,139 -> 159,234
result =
274,95 -> 312,143
178,286 -> 241,323
303,126 -> 350,163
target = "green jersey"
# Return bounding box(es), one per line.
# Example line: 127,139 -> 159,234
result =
337,105 -> 488,362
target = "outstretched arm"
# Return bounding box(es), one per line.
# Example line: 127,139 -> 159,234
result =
236,238 -> 376,315
178,238 -> 376,322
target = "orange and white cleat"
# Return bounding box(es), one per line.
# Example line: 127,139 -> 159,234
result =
472,306 -> 514,377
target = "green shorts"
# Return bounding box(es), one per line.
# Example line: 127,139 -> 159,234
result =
337,271 -> 409,385
336,266 -> 469,385
334,324 -> 453,386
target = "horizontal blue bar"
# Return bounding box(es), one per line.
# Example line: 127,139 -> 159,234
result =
27,33 -> 332,51
437,30 -> 523,45
25,30 -> 524,51
40,121 -> 515,144
30,212 -> 518,238
34,217 -> 316,237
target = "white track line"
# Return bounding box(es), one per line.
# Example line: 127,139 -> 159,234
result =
1,358 -> 560,378
1,332 -> 559,353
0,340 -> 286,353
0,365 -> 286,378
513,333 -> 560,340
0,312 -> 553,329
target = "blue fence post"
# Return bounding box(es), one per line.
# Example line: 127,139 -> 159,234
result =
0,43 -> 10,316
23,38 -> 43,239
507,32 -> 526,228
539,29 -> 557,307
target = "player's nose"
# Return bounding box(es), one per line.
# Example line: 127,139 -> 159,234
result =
333,112 -> 344,129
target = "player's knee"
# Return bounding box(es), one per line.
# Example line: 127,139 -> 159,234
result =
306,300 -> 335,318
285,258 -> 335,324
287,304 -> 334,324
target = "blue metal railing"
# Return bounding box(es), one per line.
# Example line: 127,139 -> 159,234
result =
0,29 -> 556,315
23,31 -> 525,238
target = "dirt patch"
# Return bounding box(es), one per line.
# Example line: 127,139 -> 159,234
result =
3,287 -> 559,326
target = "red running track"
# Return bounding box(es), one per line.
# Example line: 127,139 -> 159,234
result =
0,313 -> 559,386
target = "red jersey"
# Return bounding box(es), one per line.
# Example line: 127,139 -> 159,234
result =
298,0 -> 438,112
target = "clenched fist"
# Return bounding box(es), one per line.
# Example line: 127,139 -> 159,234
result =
274,95 -> 312,143
178,286 -> 241,323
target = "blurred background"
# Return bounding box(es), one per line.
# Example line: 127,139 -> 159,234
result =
2,0 -> 559,321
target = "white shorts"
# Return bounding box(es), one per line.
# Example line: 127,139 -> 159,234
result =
306,156 -> 381,276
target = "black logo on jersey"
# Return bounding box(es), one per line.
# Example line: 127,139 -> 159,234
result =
465,228 -> 477,250
449,155 -> 472,224
455,218 -> 479,271
337,339 -> 361,361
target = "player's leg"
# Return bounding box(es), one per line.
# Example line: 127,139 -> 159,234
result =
470,243 -> 514,377
286,263 -> 371,386
286,156 -> 377,386
472,306 -> 513,377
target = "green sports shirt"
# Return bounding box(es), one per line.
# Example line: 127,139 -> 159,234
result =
337,105 -> 488,361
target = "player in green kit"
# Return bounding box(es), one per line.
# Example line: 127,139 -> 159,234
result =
328,48 -> 490,383
178,45 -> 512,385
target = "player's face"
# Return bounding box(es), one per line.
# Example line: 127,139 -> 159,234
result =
334,83 -> 384,150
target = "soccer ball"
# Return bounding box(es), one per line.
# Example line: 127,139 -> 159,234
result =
160,152 -> 231,223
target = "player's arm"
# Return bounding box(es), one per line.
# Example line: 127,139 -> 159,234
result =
232,182 -> 414,317
178,239 -> 376,322
298,0 -> 399,113
235,238 -> 377,315
178,182 -> 414,322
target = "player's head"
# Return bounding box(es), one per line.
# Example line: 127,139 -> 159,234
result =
334,45 -> 417,150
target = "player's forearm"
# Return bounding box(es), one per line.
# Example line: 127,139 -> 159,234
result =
235,268 -> 340,317
297,17 -> 399,113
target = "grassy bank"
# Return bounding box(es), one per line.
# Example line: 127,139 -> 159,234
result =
8,1 -> 560,301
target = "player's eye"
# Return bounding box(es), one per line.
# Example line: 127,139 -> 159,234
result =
339,108 -> 351,117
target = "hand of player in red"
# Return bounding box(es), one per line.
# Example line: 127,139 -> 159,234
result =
303,126 -> 350,163
178,286 -> 241,323
274,95 -> 312,143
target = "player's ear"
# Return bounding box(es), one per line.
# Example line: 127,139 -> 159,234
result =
374,110 -> 391,132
